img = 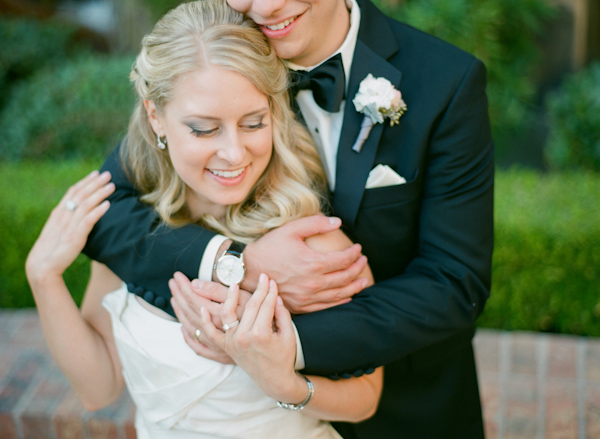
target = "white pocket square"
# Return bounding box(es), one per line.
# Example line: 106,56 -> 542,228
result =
365,164 -> 406,189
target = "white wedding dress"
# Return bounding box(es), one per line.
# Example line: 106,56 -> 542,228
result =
102,284 -> 343,439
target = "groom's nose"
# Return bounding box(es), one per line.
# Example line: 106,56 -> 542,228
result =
250,0 -> 287,19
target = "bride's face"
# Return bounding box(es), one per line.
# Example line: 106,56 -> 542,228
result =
146,65 -> 273,219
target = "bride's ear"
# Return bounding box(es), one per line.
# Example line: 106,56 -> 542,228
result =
144,100 -> 164,136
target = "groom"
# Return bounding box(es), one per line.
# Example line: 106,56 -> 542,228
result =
84,0 -> 494,437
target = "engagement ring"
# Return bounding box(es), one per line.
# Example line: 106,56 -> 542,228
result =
222,320 -> 239,331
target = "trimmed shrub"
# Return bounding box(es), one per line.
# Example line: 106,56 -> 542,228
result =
478,168 -> 600,335
374,0 -> 556,149
2,163 -> 599,338
0,55 -> 135,162
0,161 -> 102,308
143,0 -> 182,19
544,62 -> 600,172
0,17 -> 91,108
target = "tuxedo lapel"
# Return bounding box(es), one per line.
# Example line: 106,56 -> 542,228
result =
333,3 -> 402,227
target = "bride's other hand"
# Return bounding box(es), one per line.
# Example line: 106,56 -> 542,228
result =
199,275 -> 304,402
170,273 -> 237,364
26,170 -> 114,285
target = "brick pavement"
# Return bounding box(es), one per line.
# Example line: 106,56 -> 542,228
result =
1,307 -> 599,439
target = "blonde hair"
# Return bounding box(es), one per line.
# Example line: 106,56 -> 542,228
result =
122,0 -> 327,243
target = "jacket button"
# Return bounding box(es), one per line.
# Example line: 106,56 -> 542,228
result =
154,296 -> 167,308
144,291 -> 155,302
341,373 -> 352,379
353,369 -> 365,377
134,286 -> 145,297
365,367 -> 375,375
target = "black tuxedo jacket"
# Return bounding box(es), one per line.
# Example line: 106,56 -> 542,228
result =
84,1 -> 493,437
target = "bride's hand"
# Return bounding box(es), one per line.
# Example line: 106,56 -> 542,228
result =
26,170 -> 114,285
198,275 -> 304,402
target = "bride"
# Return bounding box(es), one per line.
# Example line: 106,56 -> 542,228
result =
25,1 -> 381,438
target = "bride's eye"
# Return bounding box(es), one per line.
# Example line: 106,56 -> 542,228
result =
190,127 -> 218,137
248,122 -> 266,129
244,116 -> 268,130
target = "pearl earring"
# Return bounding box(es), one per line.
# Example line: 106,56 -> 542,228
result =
157,134 -> 167,150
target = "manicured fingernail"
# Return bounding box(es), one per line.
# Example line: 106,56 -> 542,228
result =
329,217 -> 341,225
362,279 -> 369,289
191,279 -> 203,289
259,273 -> 267,283
277,296 -> 283,305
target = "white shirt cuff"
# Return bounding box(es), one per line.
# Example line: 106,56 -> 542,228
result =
198,235 -> 229,281
292,322 -> 306,370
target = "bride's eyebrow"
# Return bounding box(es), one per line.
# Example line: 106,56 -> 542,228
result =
242,107 -> 269,117
184,107 -> 270,119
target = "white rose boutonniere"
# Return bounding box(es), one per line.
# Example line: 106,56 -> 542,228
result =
351,74 -> 407,152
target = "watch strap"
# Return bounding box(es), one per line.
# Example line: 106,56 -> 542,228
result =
226,240 -> 246,257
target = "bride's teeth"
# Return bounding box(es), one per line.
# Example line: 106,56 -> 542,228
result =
210,168 -> 245,178
266,17 -> 295,31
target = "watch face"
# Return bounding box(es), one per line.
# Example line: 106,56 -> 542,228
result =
216,255 -> 245,286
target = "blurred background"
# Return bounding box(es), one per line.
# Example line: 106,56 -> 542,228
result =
0,0 -> 599,337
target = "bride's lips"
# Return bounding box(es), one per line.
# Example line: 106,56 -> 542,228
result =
207,166 -> 247,186
259,13 -> 302,39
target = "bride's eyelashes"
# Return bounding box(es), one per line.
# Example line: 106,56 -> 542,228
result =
244,121 -> 268,130
190,126 -> 218,137
187,118 -> 269,138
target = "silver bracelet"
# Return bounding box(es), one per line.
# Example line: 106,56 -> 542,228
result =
276,375 -> 314,411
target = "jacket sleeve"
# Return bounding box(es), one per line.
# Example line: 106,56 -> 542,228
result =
82,145 -> 216,298
295,58 -> 494,376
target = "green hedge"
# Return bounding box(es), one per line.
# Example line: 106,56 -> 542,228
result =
0,55 -> 135,162
544,62 -> 600,172
374,0 -> 556,153
0,17 -> 92,109
0,161 -> 101,308
2,163 -> 599,336
478,168 -> 600,335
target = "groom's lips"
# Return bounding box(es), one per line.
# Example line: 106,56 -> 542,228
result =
259,13 -> 301,39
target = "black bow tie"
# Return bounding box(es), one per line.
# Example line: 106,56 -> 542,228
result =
290,53 -> 346,113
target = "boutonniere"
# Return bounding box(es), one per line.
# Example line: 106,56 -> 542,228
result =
351,74 -> 407,153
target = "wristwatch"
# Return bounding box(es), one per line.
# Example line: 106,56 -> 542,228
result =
214,240 -> 246,286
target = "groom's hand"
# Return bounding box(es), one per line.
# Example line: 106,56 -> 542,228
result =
241,215 -> 367,314
169,272 -> 251,364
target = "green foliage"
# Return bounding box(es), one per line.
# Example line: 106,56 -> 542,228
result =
0,55 -> 135,162
544,62 -> 600,172
478,168 -> 600,335
0,17 -> 91,108
374,0 -> 556,147
3,163 -> 599,338
0,161 -> 102,308
142,0 -> 182,20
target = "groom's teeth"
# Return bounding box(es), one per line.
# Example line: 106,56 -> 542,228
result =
210,168 -> 245,178
266,17 -> 296,31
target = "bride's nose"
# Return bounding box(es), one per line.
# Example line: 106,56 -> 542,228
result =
216,131 -> 245,165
